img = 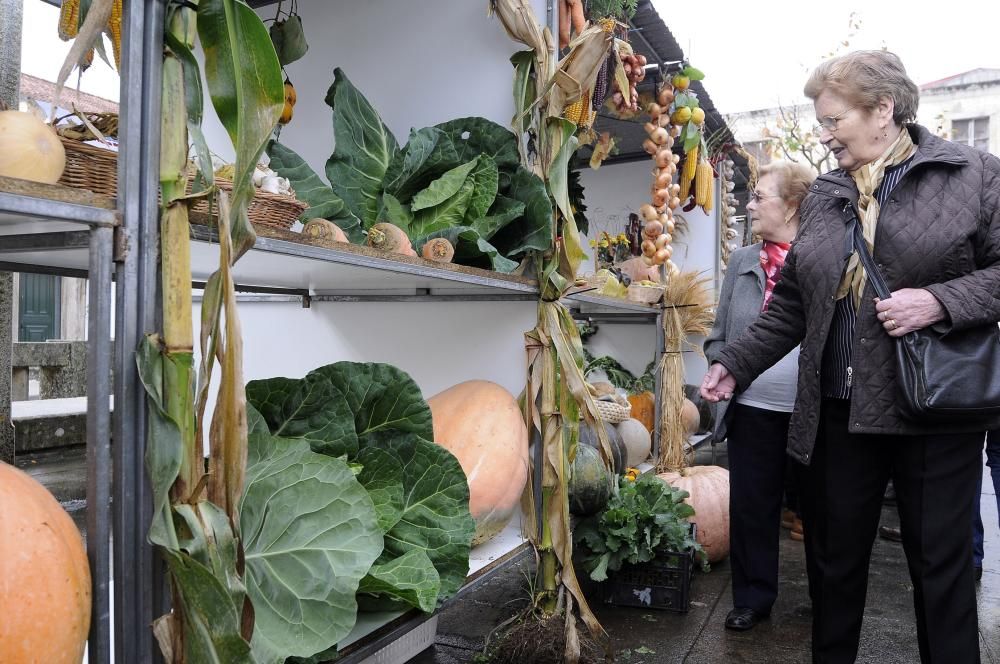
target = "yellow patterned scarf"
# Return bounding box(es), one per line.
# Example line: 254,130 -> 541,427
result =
837,127 -> 916,307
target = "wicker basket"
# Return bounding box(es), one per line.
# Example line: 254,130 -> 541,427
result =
594,399 -> 632,424
56,137 -> 308,230
626,283 -> 665,305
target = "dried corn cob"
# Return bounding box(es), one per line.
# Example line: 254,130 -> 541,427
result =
565,88 -> 597,127
58,0 -> 80,40
678,145 -> 698,201
592,55 -> 611,110
695,160 -> 714,208
107,0 -> 122,71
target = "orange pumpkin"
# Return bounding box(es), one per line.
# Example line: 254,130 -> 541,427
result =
0,462 -> 91,664
627,391 -> 656,433
680,398 -> 700,435
657,466 -> 730,563
428,380 -> 529,545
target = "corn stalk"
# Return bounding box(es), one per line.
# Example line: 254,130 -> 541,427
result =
138,0 -> 283,661
492,0 -> 613,657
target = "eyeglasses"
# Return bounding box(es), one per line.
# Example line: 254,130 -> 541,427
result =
749,190 -> 781,203
813,106 -> 855,133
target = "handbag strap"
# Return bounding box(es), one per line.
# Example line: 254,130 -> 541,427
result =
842,203 -> 893,301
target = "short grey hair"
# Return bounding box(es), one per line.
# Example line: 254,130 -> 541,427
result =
803,50 -> 919,125
758,161 -> 816,209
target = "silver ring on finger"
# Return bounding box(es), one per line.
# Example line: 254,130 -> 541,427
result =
889,319 -> 898,330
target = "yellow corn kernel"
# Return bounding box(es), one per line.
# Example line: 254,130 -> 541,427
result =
58,0 -> 80,41
678,145 -> 698,200
564,88 -> 595,127
107,0 -> 123,71
695,160 -> 714,208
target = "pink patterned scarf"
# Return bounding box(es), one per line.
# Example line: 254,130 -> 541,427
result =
760,240 -> 791,312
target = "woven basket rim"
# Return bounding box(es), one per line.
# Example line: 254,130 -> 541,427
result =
594,399 -> 632,424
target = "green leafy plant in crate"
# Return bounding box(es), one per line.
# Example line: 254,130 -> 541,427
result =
575,474 -> 708,582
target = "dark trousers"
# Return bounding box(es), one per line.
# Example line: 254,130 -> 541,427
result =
727,403 -> 792,613
798,399 -> 983,664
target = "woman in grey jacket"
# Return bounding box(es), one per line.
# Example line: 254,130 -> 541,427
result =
704,160 -> 815,631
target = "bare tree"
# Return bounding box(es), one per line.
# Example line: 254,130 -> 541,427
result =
760,103 -> 835,174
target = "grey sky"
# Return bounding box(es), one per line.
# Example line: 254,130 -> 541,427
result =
655,0 -> 1000,113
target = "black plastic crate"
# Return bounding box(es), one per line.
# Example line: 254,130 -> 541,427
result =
604,526 -> 697,613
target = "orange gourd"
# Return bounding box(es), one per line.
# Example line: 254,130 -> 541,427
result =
657,466 -> 730,563
0,462 -> 91,664
681,398 -> 700,435
627,391 -> 656,433
428,380 -> 529,545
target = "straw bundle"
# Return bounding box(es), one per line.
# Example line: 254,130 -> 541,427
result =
657,271 -> 715,472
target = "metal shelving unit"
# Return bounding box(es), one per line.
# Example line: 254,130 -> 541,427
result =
1,2 -> 690,663
0,186 -> 117,663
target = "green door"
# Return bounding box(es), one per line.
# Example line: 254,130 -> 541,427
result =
18,274 -> 60,341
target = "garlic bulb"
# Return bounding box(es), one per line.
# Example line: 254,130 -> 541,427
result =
261,175 -> 282,194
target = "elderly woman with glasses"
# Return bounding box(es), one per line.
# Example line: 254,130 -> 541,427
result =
701,50 -> 1000,663
704,161 -> 815,632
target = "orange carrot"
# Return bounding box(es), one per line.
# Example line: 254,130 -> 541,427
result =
566,0 -> 586,39
421,238 -> 455,263
367,223 -> 416,256
303,218 -> 348,245
558,0 -> 571,48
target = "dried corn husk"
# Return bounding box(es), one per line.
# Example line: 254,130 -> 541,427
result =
488,0 -> 550,78
547,24 -> 614,118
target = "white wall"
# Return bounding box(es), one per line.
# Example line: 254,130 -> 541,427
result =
577,160 -> 717,384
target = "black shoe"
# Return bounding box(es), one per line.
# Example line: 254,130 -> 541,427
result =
725,607 -> 770,631
878,525 -> 903,542
975,566 -> 983,582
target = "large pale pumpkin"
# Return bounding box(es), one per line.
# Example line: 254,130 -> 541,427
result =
627,391 -> 656,433
657,466 -> 730,563
0,462 -> 91,664
428,381 -> 529,545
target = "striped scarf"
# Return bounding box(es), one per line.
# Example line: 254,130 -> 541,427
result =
837,127 -> 916,307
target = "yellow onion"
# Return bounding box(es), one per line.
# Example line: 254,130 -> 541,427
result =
639,203 -> 659,221
643,220 -> 663,238
655,233 -> 671,249
654,247 -> 671,263
641,239 -> 656,257
654,149 -> 672,168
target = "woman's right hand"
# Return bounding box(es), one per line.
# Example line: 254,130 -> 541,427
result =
700,363 -> 737,402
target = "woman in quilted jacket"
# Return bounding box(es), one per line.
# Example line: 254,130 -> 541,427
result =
701,50 -> 1000,663
703,160 -> 815,632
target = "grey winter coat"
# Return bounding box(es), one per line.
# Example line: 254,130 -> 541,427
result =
715,124 -> 1000,465
705,243 -> 798,441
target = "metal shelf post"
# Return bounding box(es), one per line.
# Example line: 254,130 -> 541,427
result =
113,0 -> 167,662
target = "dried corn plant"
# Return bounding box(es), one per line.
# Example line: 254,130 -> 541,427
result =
657,271 -> 715,473
137,1 -> 284,661
490,1 -> 615,660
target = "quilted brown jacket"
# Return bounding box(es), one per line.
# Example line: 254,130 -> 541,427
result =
716,124 -> 1000,465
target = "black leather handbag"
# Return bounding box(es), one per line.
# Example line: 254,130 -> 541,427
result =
850,218 -> 1000,422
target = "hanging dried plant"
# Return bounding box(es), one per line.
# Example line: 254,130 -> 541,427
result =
657,270 -> 715,472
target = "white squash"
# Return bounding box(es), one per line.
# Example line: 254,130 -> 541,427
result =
0,111 -> 66,184
616,418 -> 652,467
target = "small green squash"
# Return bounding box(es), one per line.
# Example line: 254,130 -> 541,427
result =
568,444 -> 613,516
579,420 -> 627,475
